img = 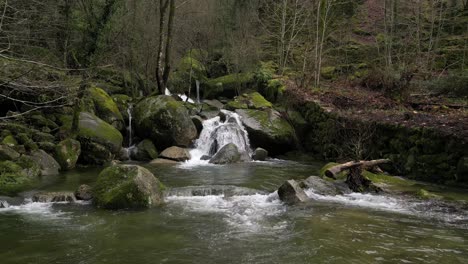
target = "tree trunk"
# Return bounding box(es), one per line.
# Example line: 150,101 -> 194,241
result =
325,159 -> 391,179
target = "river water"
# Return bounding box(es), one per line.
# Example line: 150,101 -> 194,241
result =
0,160 -> 467,264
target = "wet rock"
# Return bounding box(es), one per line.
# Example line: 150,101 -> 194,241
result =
86,86 -> 125,130
134,95 -> 197,150
94,164 -> 165,209
300,176 -> 351,196
30,150 -> 60,175
55,139 -> 81,170
277,180 -> 309,205
75,184 -> 93,201
160,146 -> 191,162
252,148 -> 268,161
200,155 -> 212,161
191,116 -> 204,135
166,185 -> 265,197
225,92 -> 273,110
32,192 -> 76,203
204,99 -> 224,109
209,143 -> 241,164
0,145 -> 20,161
0,200 -> 9,208
132,139 -> 158,161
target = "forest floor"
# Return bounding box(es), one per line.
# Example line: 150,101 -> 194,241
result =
286,81 -> 468,142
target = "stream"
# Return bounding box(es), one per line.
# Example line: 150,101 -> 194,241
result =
0,160 -> 467,264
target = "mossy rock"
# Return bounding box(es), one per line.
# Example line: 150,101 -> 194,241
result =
28,114 -> 58,129
203,73 -> 255,99
2,135 -> 18,147
134,96 -> 197,150
37,142 -> 56,153
321,66 -> 337,80
169,50 -> 208,94
132,139 -> 158,161
112,94 -> 132,121
0,160 -> 36,195
93,164 -> 165,209
226,92 -> 273,110
0,145 -> 20,161
77,112 -> 123,164
86,86 -> 124,130
416,189 -> 442,200
55,139 -> 81,170
235,109 -> 296,155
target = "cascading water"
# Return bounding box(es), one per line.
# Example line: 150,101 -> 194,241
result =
196,80 -> 200,104
183,110 -> 252,165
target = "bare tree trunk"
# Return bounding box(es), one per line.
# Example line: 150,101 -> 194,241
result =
325,159 -> 391,179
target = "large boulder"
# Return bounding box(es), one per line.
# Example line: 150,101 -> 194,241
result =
134,96 -> 197,150
32,192 -> 76,203
0,158 -> 40,195
55,139 -> 81,170
277,180 -> 309,205
77,112 -> 123,165
235,109 -> 296,155
93,164 -> 165,209
0,145 -> 20,161
30,150 -> 60,175
131,139 -> 158,161
209,143 -> 243,164
85,86 -> 124,130
160,146 -> 191,162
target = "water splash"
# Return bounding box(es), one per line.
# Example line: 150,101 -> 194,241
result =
182,110 -> 251,166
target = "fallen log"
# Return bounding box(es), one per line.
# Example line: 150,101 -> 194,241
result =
325,159 -> 391,179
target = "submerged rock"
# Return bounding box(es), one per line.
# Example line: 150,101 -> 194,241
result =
55,138 -> 81,170
0,200 -> 9,208
93,164 -> 165,209
134,95 -> 197,150
32,192 -> 76,203
235,109 -> 296,155
209,143 -> 241,164
149,158 -> 178,165
30,150 -> 60,175
277,180 -> 309,205
160,146 -> 191,162
252,148 -> 268,161
75,184 -> 93,201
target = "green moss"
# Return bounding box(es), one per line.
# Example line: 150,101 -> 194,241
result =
55,139 -> 81,170
78,112 -> 123,153
203,72 -> 255,98
86,86 -> 124,129
226,92 -> 273,110
319,162 -> 340,178
321,66 -> 336,79
2,135 -> 18,147
244,109 -> 294,139
416,189 -> 442,200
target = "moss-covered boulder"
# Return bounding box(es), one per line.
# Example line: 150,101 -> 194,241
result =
55,139 -> 81,170
93,164 -> 165,209
0,145 -> 20,161
131,139 -> 158,161
225,92 -> 273,110
0,156 -> 41,195
86,86 -> 124,130
235,109 -> 296,155
78,112 -> 123,165
134,96 -> 197,150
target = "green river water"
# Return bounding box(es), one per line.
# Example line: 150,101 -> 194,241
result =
0,160 -> 467,264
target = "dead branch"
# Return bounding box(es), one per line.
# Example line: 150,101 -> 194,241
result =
325,159 -> 391,179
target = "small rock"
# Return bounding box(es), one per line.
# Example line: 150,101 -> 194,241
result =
277,180 -> 309,205
75,184 -> 93,201
200,155 -> 212,161
131,139 -> 158,161
160,146 -> 191,161
252,148 -> 268,161
32,192 -> 76,203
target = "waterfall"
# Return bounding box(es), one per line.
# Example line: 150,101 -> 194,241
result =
196,80 -> 200,104
184,110 -> 251,165
127,104 -> 133,146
